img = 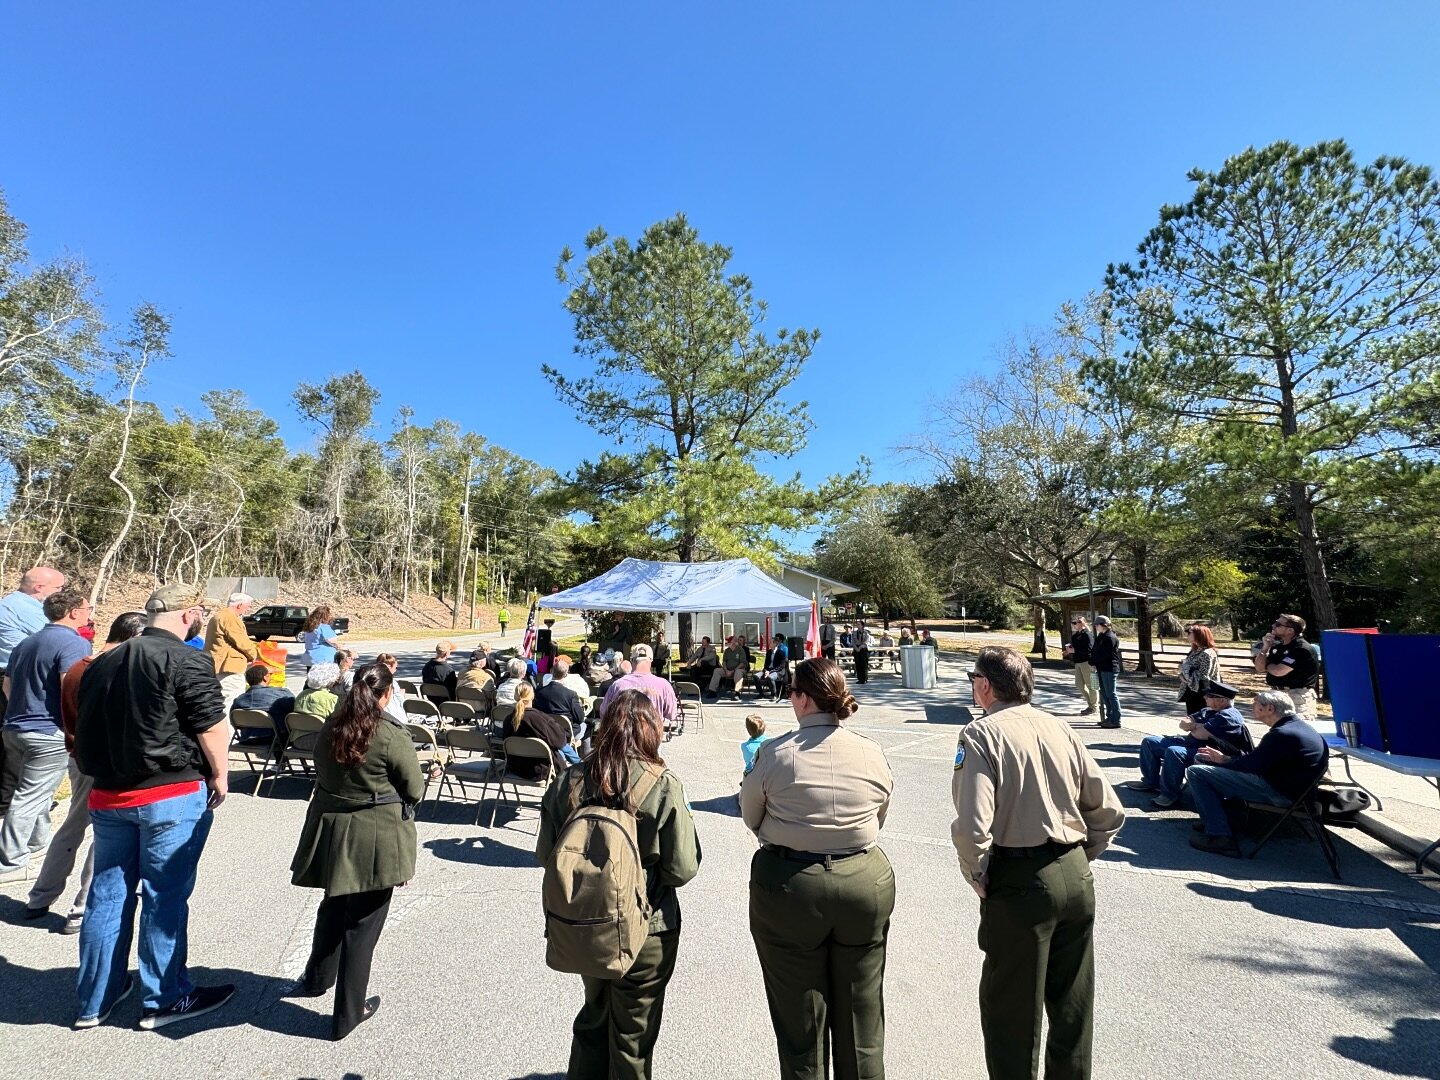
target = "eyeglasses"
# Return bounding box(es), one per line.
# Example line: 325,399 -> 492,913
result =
967,671 -> 985,683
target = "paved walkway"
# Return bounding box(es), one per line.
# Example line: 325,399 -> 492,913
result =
2,648 -> 1438,1078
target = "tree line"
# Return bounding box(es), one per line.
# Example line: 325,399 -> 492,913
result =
6,139 -> 1437,658
816,140 -> 1440,664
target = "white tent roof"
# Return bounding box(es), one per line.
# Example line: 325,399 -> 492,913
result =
540,558 -> 814,613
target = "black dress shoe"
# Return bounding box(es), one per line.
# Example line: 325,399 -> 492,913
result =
22,905 -> 48,920
333,996 -> 380,1041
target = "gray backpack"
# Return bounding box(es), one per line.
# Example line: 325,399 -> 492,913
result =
542,764 -> 663,979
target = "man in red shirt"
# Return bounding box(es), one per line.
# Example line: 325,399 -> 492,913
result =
71,585 -> 234,1030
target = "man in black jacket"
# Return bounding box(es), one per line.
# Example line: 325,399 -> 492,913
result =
1063,616 -> 1098,717
71,584 -> 235,1030
535,659 -> 589,741
1089,616 -> 1123,729
1185,690 -> 1328,857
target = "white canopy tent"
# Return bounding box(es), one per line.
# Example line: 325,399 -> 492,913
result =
540,557 -> 813,614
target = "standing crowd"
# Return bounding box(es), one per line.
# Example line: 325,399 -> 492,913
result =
0,574 -> 1341,1080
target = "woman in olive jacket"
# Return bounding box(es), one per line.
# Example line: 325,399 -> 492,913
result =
290,661 -> 424,1040
536,689 -> 701,1080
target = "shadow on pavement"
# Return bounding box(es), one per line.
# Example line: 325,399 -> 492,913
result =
0,954 -> 79,1027
1332,1018 -> 1440,1080
690,794 -> 742,818
425,836 -> 535,868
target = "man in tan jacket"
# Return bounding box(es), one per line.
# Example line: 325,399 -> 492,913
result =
951,645 -> 1124,1080
204,593 -> 262,714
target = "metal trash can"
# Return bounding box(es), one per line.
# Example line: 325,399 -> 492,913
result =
900,645 -> 936,690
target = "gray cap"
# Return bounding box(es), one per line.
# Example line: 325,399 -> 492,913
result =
145,584 -> 206,614
1094,615 -> 1111,625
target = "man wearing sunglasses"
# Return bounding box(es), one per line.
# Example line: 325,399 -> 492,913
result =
1252,613 -> 1319,719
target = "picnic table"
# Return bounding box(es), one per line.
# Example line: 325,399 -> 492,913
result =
1328,741 -> 1440,876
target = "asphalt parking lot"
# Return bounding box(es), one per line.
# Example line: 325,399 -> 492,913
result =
3,642 -> 1438,1079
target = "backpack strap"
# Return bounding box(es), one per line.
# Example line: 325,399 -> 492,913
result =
565,761 -> 665,814
628,762 -> 664,812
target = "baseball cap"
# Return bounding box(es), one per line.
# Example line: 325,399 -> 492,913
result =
1094,615 -> 1111,626
145,584 -> 206,614
630,643 -> 653,663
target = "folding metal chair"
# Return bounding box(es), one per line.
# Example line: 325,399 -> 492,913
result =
435,725 -> 503,823
672,681 -> 704,737
403,698 -> 441,725
1246,772 -> 1342,879
228,709 -> 280,795
482,736 -> 555,830
439,700 -> 477,725
421,680 -> 452,703
275,711 -> 327,796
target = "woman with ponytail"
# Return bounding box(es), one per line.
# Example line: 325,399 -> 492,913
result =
290,661 -> 424,1041
501,682 -> 580,779
740,656 -> 896,1079
536,689 -> 701,1079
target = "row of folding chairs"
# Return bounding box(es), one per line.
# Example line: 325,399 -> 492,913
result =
228,706 -> 555,831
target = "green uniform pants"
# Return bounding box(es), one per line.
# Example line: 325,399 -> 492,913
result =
569,928 -> 678,1080
978,844 -> 1096,1080
749,845 -> 896,1080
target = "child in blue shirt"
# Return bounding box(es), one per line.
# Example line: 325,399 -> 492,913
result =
741,713 -> 772,775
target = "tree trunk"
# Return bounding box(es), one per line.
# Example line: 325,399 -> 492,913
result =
1290,481 -> 1337,630
91,361 -> 146,607
1132,542 -> 1156,676
677,532 -> 696,657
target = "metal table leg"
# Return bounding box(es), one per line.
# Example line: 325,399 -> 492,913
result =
1418,777 -> 1440,877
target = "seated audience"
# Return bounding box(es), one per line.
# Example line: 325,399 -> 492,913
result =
232,663 -> 295,745
502,683 -> 580,779
376,652 -> 409,726
686,636 -> 719,686
335,648 -> 355,688
755,635 -> 791,701
1128,680 -> 1252,808
574,645 -> 609,694
422,640 -> 458,699
1185,690 -> 1328,857
534,657 -> 589,740
458,652 -> 494,694
295,662 -> 344,720
707,635 -> 752,700
494,657 -> 529,707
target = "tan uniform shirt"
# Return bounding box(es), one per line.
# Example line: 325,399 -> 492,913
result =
741,713 -> 893,855
951,700 -> 1125,887
205,606 -> 261,677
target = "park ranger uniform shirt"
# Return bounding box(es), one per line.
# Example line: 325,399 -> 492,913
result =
951,700 -> 1125,888
1264,636 -> 1319,691
741,713 -> 892,854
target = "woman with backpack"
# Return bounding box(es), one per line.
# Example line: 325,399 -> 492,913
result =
535,689 -> 701,1080
289,662 -> 424,1041
740,656 -> 895,1079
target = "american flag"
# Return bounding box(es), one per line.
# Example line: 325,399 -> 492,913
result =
519,596 -> 540,659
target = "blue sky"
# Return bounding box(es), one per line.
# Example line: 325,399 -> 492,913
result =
4,2 -> 1438,492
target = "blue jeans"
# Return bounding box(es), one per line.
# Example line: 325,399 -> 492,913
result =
1096,671 -> 1120,724
1139,735 -> 1196,799
558,744 -> 581,766
76,785 -> 213,1019
1184,765 -> 1289,837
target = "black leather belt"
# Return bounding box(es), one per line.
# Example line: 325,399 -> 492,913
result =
764,844 -> 869,865
992,840 -> 1082,859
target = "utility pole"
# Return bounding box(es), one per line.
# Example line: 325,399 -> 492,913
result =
484,531 -> 492,604
469,544 -> 479,630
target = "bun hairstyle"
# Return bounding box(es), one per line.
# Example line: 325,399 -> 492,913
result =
791,657 -> 859,721
329,661 -> 394,766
